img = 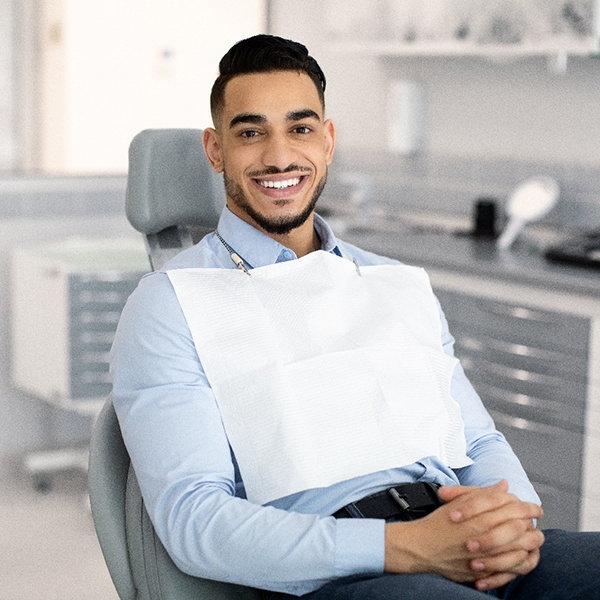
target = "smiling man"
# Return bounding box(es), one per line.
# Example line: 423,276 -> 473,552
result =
111,35 -> 600,600
203,67 -> 335,254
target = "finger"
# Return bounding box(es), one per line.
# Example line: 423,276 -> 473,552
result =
471,548 -> 529,574
467,509 -> 543,553
445,480 -> 514,523
474,529 -> 544,571
474,571 -> 518,592
476,546 -> 542,575
474,548 -> 541,592
484,528 -> 546,558
438,479 -> 508,505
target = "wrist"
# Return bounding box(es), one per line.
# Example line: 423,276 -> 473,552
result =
384,520 -> 427,574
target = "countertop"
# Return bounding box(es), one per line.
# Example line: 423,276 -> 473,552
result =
339,221 -> 600,298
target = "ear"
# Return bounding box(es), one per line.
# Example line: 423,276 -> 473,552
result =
323,119 -> 336,166
202,128 -> 224,173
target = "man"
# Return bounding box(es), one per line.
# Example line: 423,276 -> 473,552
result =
111,35 -> 600,599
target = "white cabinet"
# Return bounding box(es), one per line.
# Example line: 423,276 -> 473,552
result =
11,237 -> 148,410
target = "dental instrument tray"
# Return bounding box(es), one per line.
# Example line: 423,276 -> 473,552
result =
544,229 -> 600,269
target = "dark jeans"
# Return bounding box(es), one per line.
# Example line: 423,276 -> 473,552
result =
279,529 -> 600,600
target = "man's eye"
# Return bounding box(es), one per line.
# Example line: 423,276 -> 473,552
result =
240,130 -> 260,138
294,126 -> 312,134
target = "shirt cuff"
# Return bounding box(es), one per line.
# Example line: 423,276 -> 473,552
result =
334,517 -> 386,578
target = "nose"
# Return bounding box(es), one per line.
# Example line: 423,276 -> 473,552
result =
260,131 -> 298,172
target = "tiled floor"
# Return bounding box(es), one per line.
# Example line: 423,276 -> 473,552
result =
1,468 -> 119,600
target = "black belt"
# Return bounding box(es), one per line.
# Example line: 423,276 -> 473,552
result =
333,482 -> 443,522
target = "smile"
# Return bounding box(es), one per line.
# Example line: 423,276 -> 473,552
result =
256,177 -> 302,190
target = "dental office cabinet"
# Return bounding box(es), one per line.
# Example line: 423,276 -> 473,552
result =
346,227 -> 600,532
434,274 -> 599,532
11,237 -> 148,412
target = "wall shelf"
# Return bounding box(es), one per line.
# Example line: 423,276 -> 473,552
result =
325,0 -> 599,61
327,39 -> 600,59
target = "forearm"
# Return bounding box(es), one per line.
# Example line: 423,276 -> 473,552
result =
116,387 -> 384,594
152,482 -> 383,594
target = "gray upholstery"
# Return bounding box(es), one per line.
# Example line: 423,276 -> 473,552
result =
126,128 -> 226,270
126,128 -> 224,235
89,129 -> 261,599
89,396 -> 136,600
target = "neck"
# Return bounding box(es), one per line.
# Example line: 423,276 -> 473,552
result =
226,203 -> 322,258
268,216 -> 321,258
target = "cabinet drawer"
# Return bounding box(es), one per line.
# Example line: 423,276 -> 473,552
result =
71,273 -> 141,304
70,368 -> 113,399
436,290 -> 589,354
473,381 -> 585,431
68,271 -> 143,399
454,331 -> 586,381
488,408 -> 583,491
463,357 -> 587,420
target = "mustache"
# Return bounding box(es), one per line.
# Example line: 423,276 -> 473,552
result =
248,165 -> 312,178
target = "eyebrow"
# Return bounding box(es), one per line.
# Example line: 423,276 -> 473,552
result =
287,109 -> 321,122
229,109 -> 321,129
229,113 -> 266,128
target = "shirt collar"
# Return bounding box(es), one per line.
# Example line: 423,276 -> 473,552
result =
216,206 -> 343,269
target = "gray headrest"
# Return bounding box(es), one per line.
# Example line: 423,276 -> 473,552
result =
126,129 -> 225,234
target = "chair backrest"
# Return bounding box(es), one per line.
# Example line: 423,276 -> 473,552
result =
89,129 -> 261,600
125,128 -> 225,270
89,396 -> 135,600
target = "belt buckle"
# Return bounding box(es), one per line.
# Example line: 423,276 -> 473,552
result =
388,487 -> 411,511
387,482 -> 441,516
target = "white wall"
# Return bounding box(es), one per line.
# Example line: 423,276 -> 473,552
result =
0,1 -> 266,476
381,54 -> 600,166
39,0 -> 265,173
0,0 -> 14,169
271,0 -> 600,167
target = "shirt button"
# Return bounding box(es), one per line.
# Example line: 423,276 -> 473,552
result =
282,250 -> 294,260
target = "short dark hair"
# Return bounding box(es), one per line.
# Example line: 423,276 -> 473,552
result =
210,34 -> 326,126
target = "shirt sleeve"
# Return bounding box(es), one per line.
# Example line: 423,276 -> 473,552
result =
437,299 -> 541,505
110,272 -> 384,595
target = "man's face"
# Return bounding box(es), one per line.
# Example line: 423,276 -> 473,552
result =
203,71 -> 335,236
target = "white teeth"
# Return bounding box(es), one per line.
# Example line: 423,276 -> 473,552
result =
258,177 -> 301,189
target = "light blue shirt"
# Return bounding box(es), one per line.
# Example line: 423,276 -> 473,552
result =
111,207 -> 540,596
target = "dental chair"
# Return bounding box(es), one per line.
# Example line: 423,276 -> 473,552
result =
88,129 -> 261,600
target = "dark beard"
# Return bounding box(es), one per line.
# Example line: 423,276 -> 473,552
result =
224,169 -> 327,235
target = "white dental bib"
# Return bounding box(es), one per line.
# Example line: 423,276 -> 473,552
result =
167,251 -> 471,505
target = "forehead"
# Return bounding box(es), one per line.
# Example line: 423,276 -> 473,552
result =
222,71 -> 323,123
